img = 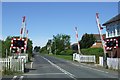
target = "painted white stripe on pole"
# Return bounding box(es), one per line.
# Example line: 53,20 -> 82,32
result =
41,56 -> 77,80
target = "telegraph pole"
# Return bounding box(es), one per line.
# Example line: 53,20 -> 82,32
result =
96,13 -> 107,68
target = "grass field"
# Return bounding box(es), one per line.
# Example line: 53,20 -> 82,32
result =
49,54 -> 73,61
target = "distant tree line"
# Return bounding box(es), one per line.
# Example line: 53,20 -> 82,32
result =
34,46 -> 40,52
39,33 -> 96,55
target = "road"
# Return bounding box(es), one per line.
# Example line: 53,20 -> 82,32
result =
2,52 -> 119,80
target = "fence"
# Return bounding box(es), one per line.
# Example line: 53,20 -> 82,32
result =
99,57 -> 120,69
73,53 -> 96,63
0,58 -> 24,72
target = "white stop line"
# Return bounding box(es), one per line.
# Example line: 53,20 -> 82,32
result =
11,76 -> 24,80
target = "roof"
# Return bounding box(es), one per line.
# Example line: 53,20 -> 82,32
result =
103,14 -> 120,26
93,34 -> 106,42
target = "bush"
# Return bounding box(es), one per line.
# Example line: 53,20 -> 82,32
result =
81,48 -> 103,56
58,49 -> 73,55
42,50 -> 48,54
65,49 -> 73,55
81,48 -> 104,64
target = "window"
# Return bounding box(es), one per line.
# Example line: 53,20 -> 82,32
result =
113,27 -> 115,36
108,32 -> 109,37
117,26 -> 120,35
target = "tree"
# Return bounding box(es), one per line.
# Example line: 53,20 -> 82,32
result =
52,34 -> 71,54
26,39 -> 33,59
1,36 -> 12,58
34,46 -> 40,52
39,46 -> 48,54
46,39 -> 52,53
80,33 -> 96,49
40,34 -> 71,55
0,40 -> 2,57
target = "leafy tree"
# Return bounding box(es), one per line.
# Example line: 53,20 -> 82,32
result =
52,34 -> 71,54
0,40 -> 2,57
40,34 -> 71,55
1,36 -> 12,58
26,39 -> 33,59
40,46 -> 48,54
80,33 -> 96,49
46,39 -> 52,53
34,46 -> 40,52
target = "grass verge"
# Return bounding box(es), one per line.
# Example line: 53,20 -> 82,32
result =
48,54 -> 73,61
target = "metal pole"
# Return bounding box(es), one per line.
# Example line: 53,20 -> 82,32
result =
96,13 -> 107,68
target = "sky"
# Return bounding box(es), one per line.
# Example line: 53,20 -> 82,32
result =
2,2 -> 118,47
1,0 -> 120,2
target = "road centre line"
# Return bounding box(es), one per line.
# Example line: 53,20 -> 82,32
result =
41,56 -> 77,80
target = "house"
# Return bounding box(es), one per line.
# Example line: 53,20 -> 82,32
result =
102,14 -> 120,58
91,34 -> 106,48
71,34 -> 106,50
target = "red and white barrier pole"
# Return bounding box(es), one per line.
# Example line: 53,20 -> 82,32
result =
96,13 -> 107,68
24,30 -> 28,53
20,16 -> 26,38
75,27 -> 81,54
96,13 -> 106,54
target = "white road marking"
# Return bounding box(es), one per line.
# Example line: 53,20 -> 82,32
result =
41,56 -> 77,80
11,76 -> 17,80
23,73 -> 65,76
70,62 -> 109,74
18,76 -> 24,80
61,59 -> 109,74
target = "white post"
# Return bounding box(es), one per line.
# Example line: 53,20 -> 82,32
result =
31,62 -> 33,68
22,59 -> 24,72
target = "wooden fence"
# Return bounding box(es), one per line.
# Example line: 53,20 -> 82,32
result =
0,58 -> 24,72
